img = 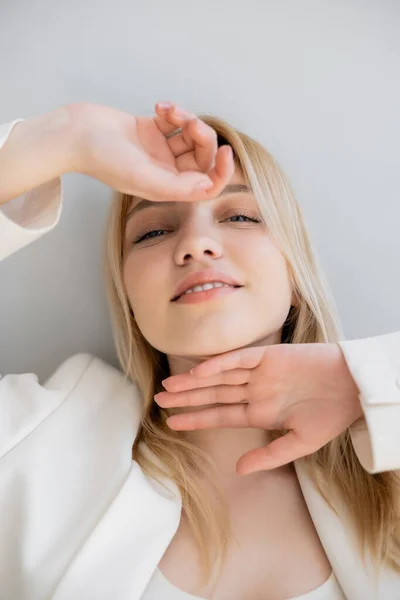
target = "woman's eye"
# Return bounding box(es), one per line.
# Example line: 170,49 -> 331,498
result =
134,229 -> 167,243
225,213 -> 261,223
133,213 -> 261,244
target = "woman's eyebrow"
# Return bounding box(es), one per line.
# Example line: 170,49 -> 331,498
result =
126,199 -> 175,222
220,183 -> 251,196
126,183 -> 252,222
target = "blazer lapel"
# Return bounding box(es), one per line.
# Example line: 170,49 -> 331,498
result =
294,460 -> 398,599
52,461 -> 182,600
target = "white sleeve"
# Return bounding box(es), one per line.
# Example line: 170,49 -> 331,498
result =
338,331 -> 400,474
0,119 -> 62,262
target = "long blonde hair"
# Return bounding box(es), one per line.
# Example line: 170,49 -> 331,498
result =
104,114 -> 400,588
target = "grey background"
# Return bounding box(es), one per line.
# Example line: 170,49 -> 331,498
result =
0,0 -> 399,381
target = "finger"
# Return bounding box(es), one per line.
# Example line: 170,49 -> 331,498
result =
167,119 -> 217,173
192,346 -> 266,379
131,160 -> 214,202
236,431 -> 309,475
155,384 -> 247,408
183,118 -> 218,172
166,132 -> 194,159
162,368 -> 250,393
154,103 -> 197,137
154,103 -> 234,197
166,404 -> 249,431
199,145 -> 235,198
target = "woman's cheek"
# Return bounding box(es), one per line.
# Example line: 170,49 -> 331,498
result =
125,257 -> 166,312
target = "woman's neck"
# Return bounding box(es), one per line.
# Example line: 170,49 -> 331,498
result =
178,425 -> 272,488
166,336 -> 280,488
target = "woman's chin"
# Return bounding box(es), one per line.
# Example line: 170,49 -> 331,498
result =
187,330 -> 266,357
150,325 -> 273,359
166,339 -> 245,359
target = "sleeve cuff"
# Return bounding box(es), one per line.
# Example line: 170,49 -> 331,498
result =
348,405 -> 400,473
0,119 -> 25,150
0,118 -> 63,260
0,177 -> 62,261
338,333 -> 400,473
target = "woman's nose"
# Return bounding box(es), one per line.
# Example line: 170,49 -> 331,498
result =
173,232 -> 223,265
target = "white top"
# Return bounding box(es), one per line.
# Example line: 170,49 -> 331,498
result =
142,568 -> 346,599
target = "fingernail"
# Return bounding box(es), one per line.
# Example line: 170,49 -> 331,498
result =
157,102 -> 172,110
195,179 -> 213,190
190,367 -> 196,375
225,145 -> 233,157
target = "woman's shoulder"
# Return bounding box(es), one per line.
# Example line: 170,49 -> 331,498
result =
1,352 -> 141,460
2,352 -> 136,398
44,352 -> 131,389
0,353 -> 141,599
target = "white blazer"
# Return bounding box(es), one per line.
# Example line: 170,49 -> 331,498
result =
1,119 -> 400,600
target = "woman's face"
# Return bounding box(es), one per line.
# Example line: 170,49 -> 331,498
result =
123,167 -> 296,358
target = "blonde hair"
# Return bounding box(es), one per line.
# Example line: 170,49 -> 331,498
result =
104,114 -> 400,590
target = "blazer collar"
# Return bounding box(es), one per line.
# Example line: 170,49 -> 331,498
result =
52,454 -> 397,600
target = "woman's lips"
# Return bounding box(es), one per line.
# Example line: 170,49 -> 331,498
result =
171,270 -> 242,301
173,285 -> 240,304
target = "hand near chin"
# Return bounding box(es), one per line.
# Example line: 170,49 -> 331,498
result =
154,344 -> 363,476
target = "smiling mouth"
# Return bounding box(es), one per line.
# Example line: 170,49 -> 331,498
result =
172,283 -> 243,304
172,283 -> 242,302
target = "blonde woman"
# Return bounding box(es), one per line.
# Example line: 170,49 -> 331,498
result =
0,102 -> 399,600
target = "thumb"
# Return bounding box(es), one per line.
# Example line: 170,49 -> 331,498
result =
236,431 -> 308,475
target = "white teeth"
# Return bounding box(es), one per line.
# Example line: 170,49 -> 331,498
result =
183,282 -> 233,295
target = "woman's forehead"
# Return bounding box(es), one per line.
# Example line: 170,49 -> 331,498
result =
228,165 -> 246,185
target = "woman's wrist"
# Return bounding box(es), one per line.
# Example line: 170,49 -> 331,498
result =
0,105 -> 79,204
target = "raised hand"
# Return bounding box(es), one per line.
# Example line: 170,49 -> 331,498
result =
69,101 -> 235,201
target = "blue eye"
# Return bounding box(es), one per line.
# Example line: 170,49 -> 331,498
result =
226,213 -> 261,223
133,213 -> 261,244
134,229 -> 167,243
